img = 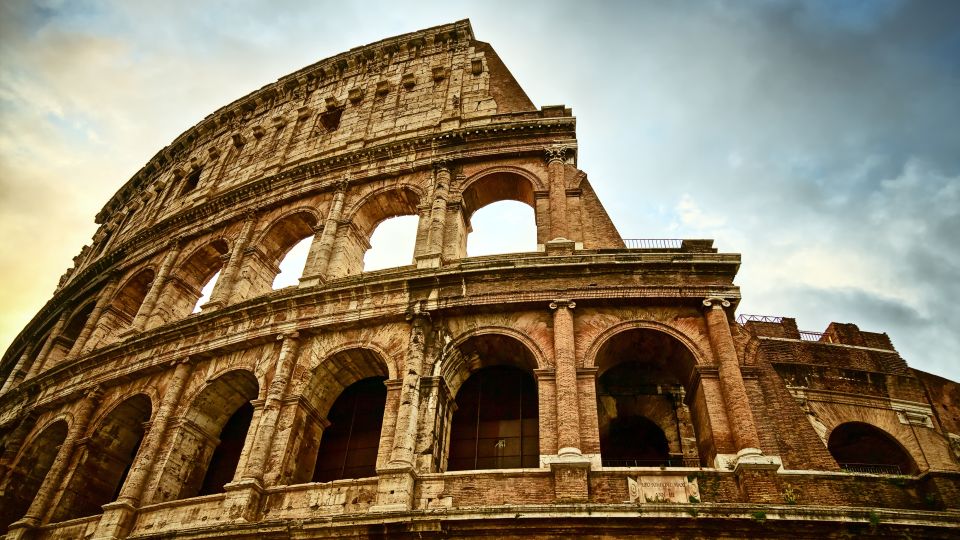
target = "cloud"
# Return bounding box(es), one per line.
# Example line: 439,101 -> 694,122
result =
0,0 -> 957,382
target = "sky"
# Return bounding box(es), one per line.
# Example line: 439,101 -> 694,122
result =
1,0 -> 958,380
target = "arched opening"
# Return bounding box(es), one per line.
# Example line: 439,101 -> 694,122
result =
328,187 -> 420,278
828,422 -> 918,475
198,401 -> 254,495
152,370 -> 258,502
147,239 -> 227,327
192,270 -> 220,313
466,201 -> 537,257
594,328 -> 705,467
312,377 -> 387,482
289,348 -> 390,485
461,172 -> 538,258
363,215 -> 418,271
84,268 -> 155,350
448,365 -> 539,470
443,333 -> 541,471
247,211 -> 319,295
51,395 -> 152,521
0,420 -> 67,532
272,237 -> 311,289
44,302 -> 96,366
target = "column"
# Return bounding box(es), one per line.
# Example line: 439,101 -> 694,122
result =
550,300 -> 581,455
420,160 -> 451,267
0,346 -> 35,394
242,332 -> 300,483
7,387 -> 101,537
128,238 -> 184,333
205,212 -> 257,308
25,305 -> 72,380
388,314 -> 430,467
0,411 -> 37,482
67,274 -> 121,360
545,146 -> 569,240
299,179 -> 347,287
702,297 -> 761,453
371,312 -> 429,512
118,359 -> 192,507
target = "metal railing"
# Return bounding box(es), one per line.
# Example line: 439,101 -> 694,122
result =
602,457 -> 701,468
736,314 -> 784,325
799,330 -> 836,343
623,238 -> 683,250
839,463 -> 902,475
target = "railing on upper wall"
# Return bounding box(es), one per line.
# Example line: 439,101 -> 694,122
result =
799,330 -> 836,343
839,463 -> 902,475
736,314 -> 784,325
623,238 -> 684,250
601,457 -> 702,468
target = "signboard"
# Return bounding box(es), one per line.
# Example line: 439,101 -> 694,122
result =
627,475 -> 700,503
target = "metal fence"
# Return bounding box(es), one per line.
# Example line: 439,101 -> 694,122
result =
799,330 -> 836,343
839,463 -> 902,475
623,238 -> 683,250
602,457 -> 701,468
736,314 -> 784,325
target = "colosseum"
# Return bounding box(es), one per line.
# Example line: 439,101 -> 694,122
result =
1,19 -> 958,539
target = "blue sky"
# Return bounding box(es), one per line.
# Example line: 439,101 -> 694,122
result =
1,0 -> 958,380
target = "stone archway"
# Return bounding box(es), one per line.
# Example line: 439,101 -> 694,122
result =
593,327 -> 707,467
828,422 -> 919,475
0,419 -> 68,532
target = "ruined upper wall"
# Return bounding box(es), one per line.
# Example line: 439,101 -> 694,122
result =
87,20 -> 534,260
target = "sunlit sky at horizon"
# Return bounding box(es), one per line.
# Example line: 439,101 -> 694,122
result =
1,1 -> 958,380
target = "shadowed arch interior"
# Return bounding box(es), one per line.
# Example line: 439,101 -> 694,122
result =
595,328 -> 706,467
252,211 -> 319,293
51,394 -> 152,521
312,376 -> 388,482
290,348 -> 391,484
460,171 -> 536,221
828,422 -> 918,475
0,420 -> 68,532
157,370 -> 259,502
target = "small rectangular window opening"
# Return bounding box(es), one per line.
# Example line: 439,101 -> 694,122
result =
319,105 -> 345,132
181,168 -> 202,196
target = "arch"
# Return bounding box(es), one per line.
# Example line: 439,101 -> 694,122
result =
329,186 -> 423,278
345,185 -> 424,238
85,267 -> 156,349
42,302 -> 97,367
459,167 -> 541,220
312,376 -> 388,482
439,330 -> 543,398
255,209 -> 320,268
241,209 -> 321,295
827,422 -> 918,475
148,239 -> 229,327
447,365 -> 540,471
584,319 -> 710,371
51,394 -> 152,522
0,419 -> 68,532
288,347 -> 392,484
154,369 -> 259,502
592,326 -> 708,467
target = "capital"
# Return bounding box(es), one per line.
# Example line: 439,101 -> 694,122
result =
702,297 -> 731,309
277,331 -> 300,341
544,145 -> 570,164
85,385 -> 104,402
549,299 -> 576,310
335,176 -> 350,193
433,158 -> 452,174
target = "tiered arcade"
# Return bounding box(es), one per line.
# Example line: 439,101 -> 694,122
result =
1,20 -> 958,539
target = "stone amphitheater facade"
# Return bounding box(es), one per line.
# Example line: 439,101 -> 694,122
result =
1,20 -> 959,539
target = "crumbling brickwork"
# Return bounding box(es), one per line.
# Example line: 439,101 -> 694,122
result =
0,19 -> 958,540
